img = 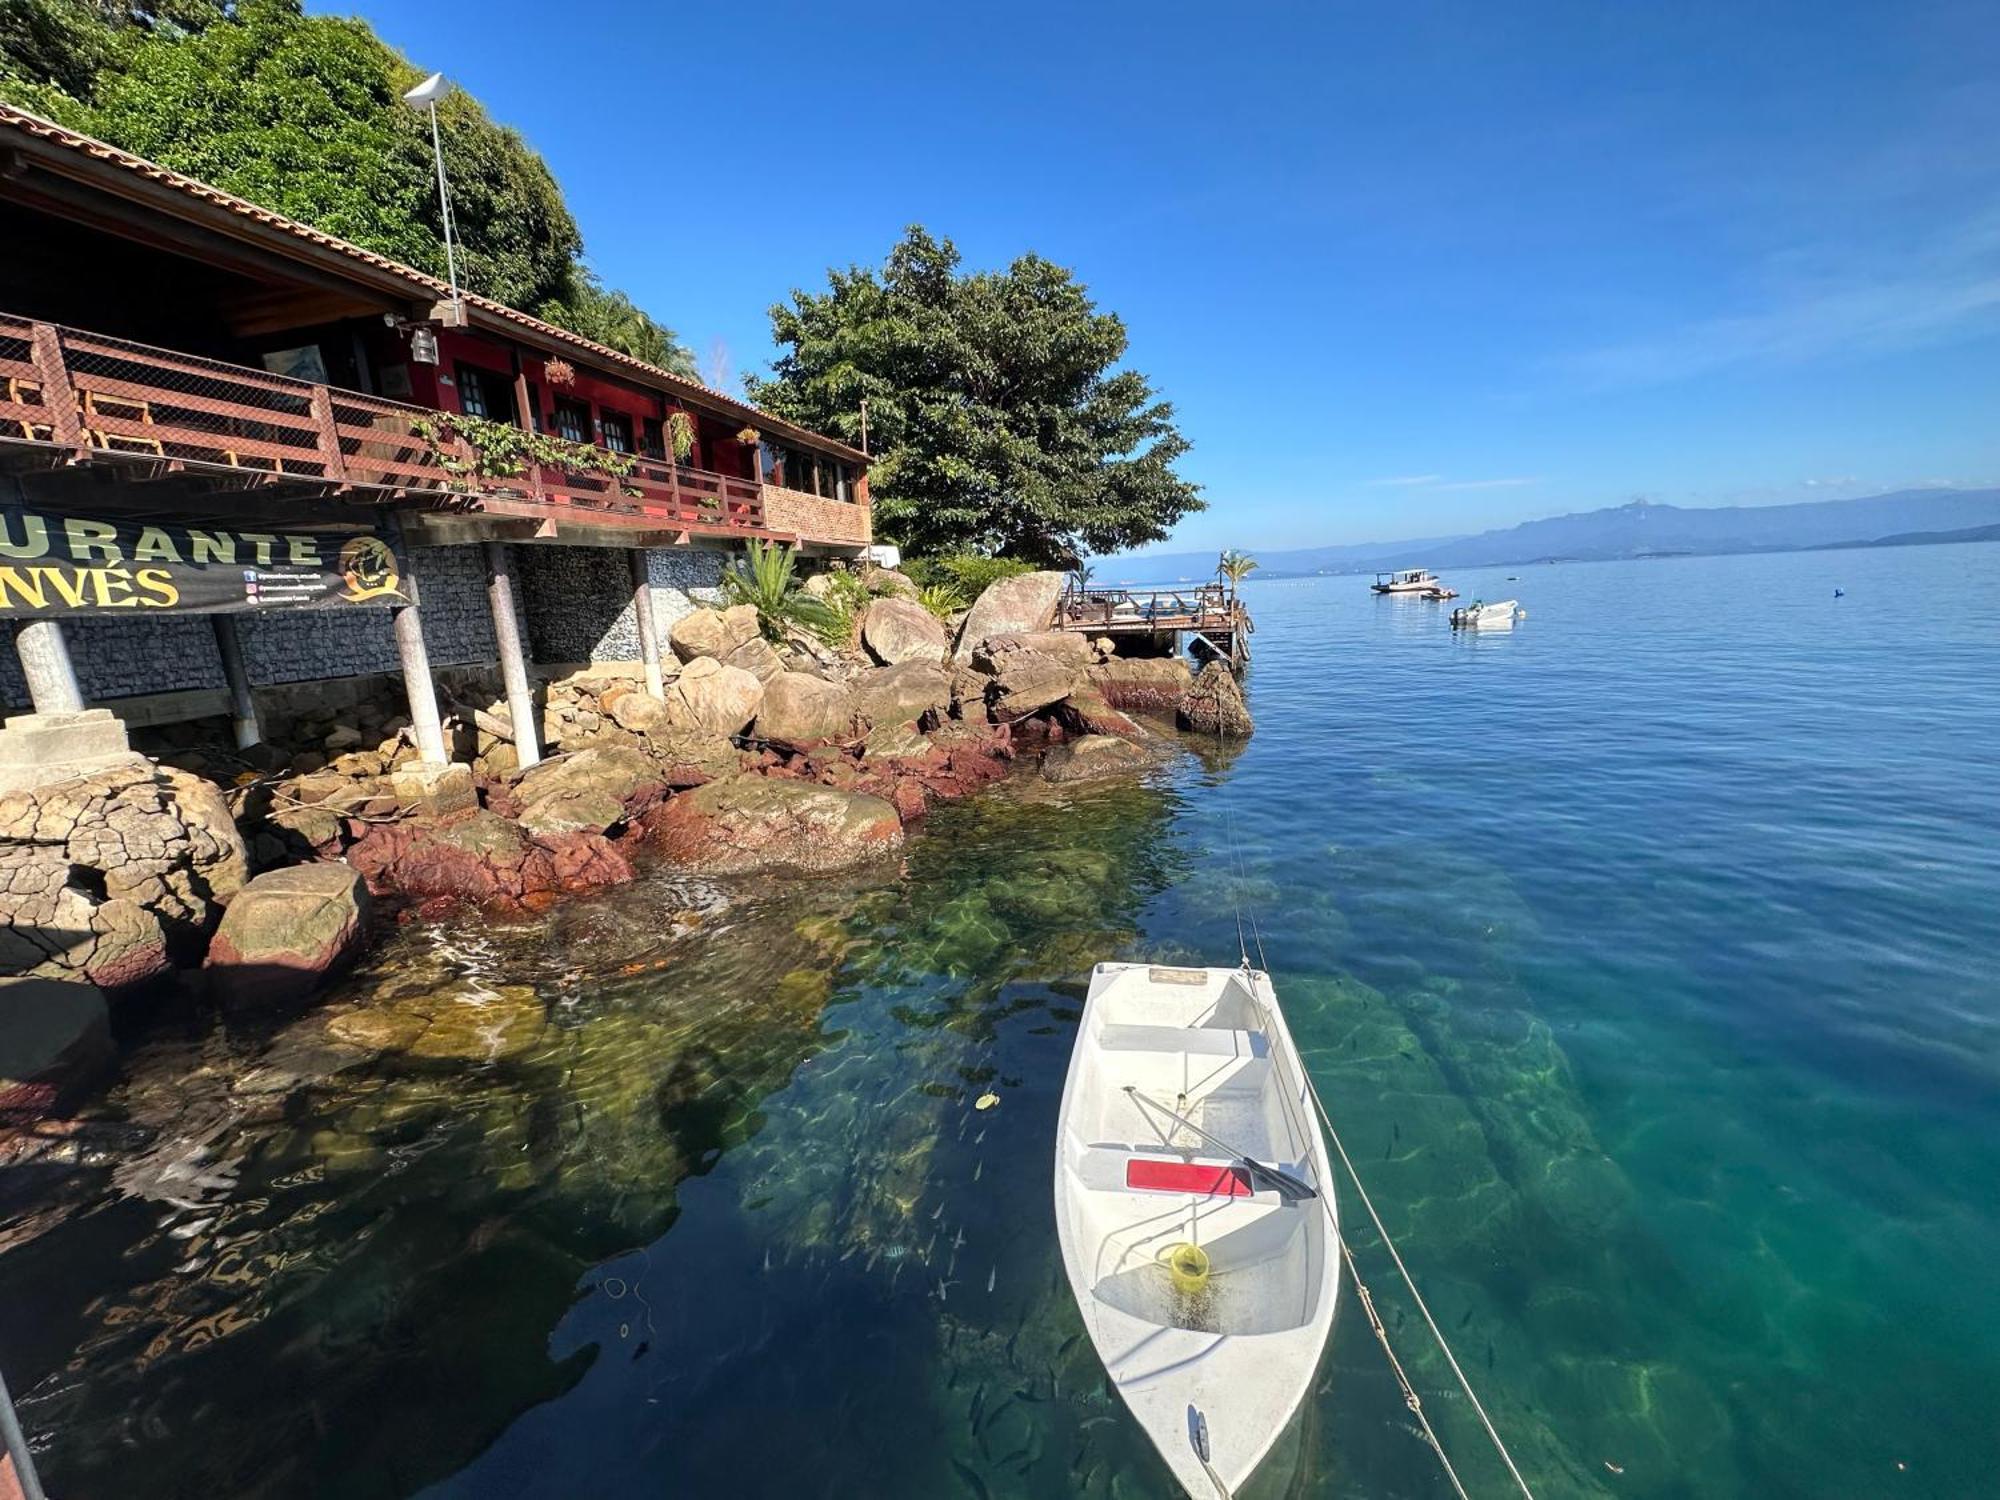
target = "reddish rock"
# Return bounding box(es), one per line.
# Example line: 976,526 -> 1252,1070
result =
346,809 -> 634,913
205,862 -> 370,1009
646,778 -> 904,874
1058,685 -> 1148,742
1087,657 -> 1194,717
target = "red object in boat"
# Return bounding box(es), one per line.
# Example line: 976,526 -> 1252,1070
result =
1125,1158 -> 1254,1197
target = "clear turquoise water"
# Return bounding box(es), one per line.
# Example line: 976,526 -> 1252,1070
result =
4,543 -> 1998,1498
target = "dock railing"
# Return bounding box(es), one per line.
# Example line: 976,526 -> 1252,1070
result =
1054,582 -> 1240,633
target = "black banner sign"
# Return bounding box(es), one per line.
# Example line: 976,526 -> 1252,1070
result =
0,508 -> 409,617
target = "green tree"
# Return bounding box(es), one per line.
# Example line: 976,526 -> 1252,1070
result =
746,226 -> 1203,568
1218,549 -> 1257,590
0,0 -> 693,366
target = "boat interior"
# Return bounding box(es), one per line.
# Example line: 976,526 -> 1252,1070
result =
1063,965 -> 1331,1338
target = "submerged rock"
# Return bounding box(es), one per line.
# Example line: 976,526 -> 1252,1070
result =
325,981 -> 546,1063
0,975 -> 112,1123
1040,734 -> 1153,783
647,779 -> 904,874
1177,661 -> 1254,737
205,863 -> 371,1009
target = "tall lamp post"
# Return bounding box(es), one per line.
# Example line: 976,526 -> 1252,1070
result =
401,71 -> 461,318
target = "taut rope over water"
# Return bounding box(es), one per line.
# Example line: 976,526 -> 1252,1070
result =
1207,693 -> 1538,1499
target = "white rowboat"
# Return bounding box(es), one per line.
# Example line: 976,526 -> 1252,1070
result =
1450,598 -> 1525,629
1054,963 -> 1339,1498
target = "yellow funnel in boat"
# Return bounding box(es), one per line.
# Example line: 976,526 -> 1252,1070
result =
1164,1241 -> 1211,1294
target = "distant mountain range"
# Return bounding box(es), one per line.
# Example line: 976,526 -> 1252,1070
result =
1115,488 -> 2000,582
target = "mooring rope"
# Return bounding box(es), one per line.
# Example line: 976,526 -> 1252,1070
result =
1207,674 -> 1537,1499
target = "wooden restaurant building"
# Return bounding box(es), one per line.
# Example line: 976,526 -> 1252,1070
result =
0,103 -> 872,782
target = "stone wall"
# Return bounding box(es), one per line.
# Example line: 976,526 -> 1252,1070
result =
514,546 -> 728,665
0,545 -> 521,708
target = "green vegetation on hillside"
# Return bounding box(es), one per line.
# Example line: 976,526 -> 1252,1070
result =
0,0 -> 696,373
747,227 -> 1203,568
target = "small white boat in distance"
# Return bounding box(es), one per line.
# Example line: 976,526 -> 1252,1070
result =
1451,598 -> 1525,629
1055,963 -> 1338,1498
1371,567 -> 1445,594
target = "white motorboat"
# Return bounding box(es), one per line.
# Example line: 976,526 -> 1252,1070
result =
1371,567 -> 1445,594
1054,963 -> 1338,1498
1450,598 -> 1525,629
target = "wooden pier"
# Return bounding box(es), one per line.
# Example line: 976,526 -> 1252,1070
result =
1051,583 -> 1252,668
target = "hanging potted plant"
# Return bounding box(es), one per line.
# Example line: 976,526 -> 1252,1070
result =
736,425 -> 760,445
543,357 -> 576,387
667,411 -> 696,465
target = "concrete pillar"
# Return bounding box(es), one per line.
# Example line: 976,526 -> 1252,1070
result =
392,600 -> 449,765
484,541 -> 540,769
210,615 -> 262,749
12,618 -> 84,714
629,548 -> 665,699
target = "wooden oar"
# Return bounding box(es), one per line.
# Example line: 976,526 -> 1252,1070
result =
1123,1087 -> 1318,1202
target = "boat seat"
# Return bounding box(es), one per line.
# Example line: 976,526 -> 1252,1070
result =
1097,1024 -> 1267,1059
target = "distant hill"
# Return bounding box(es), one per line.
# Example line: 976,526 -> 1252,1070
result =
1113,489 -> 2000,583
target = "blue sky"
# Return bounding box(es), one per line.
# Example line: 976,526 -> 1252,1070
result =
330,0 -> 2000,554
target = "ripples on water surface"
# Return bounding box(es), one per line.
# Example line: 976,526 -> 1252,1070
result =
4,544 -> 1997,1498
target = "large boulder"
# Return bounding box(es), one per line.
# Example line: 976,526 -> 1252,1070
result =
669,603 -> 762,664
753,672 -> 856,750
513,745 -> 666,837
1088,656 -> 1195,717
861,564 -> 919,598
664,656 -> 765,735
608,690 -> 670,734
205,862 -> 371,1009
985,650 -> 1082,722
979,630 -> 1093,665
953,571 -> 1067,661
860,595 -> 949,666
1041,734 -> 1153,783
851,661 -> 952,728
0,759 -> 249,998
722,633 -> 787,683
647,779 -> 904,874
345,809 -> 634,912
1057,685 -> 1148,742
1178,661 -> 1254,738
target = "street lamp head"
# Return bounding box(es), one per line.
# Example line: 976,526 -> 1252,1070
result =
401,71 -> 452,108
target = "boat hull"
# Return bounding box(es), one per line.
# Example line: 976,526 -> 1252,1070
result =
1054,963 -> 1339,1497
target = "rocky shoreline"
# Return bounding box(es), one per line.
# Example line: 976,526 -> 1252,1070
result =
0,567 -> 1250,1136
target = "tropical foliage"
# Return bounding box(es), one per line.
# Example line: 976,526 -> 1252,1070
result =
719,541 -> 847,646
1218,549 -> 1258,588
915,581 -> 968,621
0,0 -> 695,372
902,553 -> 1037,597
747,227 -> 1203,567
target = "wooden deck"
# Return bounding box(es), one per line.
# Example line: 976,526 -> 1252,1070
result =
1052,584 -> 1251,667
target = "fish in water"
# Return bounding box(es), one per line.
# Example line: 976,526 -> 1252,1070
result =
974,1161 -> 984,1182
988,1266 -> 997,1293
1458,1307 -> 1474,1330
950,1457 -> 992,1500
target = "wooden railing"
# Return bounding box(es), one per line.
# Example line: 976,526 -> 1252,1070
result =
1056,582 -> 1241,632
0,312 -> 770,536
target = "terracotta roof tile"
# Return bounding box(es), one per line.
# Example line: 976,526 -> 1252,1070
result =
0,103 -> 867,463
